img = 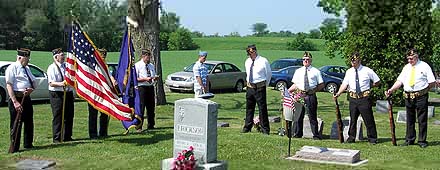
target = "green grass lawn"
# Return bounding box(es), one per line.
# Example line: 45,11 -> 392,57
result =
1,89 -> 440,169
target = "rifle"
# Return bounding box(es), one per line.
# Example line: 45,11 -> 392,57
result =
332,90 -> 344,143
387,97 -> 397,146
9,96 -> 26,153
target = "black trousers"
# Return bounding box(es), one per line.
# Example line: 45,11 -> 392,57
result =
138,86 -> 155,129
348,96 -> 377,142
293,94 -> 320,138
8,96 -> 33,152
49,91 -> 74,142
243,86 -> 270,133
405,93 -> 428,144
88,103 -> 109,138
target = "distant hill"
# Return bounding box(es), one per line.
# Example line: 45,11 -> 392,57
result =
193,37 -> 326,51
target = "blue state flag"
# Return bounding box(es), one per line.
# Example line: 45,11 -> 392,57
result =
116,28 -> 143,131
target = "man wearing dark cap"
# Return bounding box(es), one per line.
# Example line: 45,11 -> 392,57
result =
334,52 -> 380,144
288,51 -> 324,140
193,51 -> 209,97
135,49 -> 158,131
242,44 -> 272,135
88,48 -> 111,139
6,48 -> 36,152
47,48 -> 75,143
386,48 -> 435,148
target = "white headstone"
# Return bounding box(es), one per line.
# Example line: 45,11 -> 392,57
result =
173,98 -> 218,163
397,111 -> 406,123
301,117 -> 324,138
330,118 -> 364,141
428,106 -> 435,118
376,100 -> 389,114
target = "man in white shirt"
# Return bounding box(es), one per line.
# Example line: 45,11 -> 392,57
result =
288,51 -> 324,140
385,48 -> 435,148
6,48 -> 36,152
241,44 -> 272,135
135,49 -> 158,131
193,51 -> 209,97
47,48 -> 75,143
334,52 -> 380,144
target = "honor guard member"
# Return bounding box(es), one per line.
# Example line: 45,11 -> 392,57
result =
47,48 -> 75,143
135,49 -> 158,131
193,51 -> 209,97
6,48 -> 36,152
334,52 -> 380,144
241,44 -> 272,135
88,48 -> 111,139
288,51 -> 324,140
385,48 -> 435,148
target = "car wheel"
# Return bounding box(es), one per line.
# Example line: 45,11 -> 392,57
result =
235,80 -> 244,92
326,82 -> 338,93
0,87 -> 6,106
275,81 -> 287,91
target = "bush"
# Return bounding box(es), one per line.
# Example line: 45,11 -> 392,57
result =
286,34 -> 317,51
168,28 -> 199,50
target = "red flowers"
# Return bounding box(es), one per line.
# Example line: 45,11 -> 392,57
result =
172,146 -> 196,170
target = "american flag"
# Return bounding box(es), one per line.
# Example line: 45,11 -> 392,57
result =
283,87 -> 294,108
65,22 -> 133,121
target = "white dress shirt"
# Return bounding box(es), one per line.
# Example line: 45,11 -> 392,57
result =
291,66 -> 323,91
47,62 -> 73,92
342,65 -> 380,92
5,61 -> 36,91
397,60 -> 435,92
135,60 -> 157,86
245,55 -> 272,86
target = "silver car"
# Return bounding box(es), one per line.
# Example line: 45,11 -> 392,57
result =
0,61 -> 50,105
165,61 -> 247,92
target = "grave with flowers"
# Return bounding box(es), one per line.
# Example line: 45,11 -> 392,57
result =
162,98 -> 227,170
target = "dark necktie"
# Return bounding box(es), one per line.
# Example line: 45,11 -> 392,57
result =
23,67 -> 34,89
249,60 -> 254,83
304,67 -> 309,90
146,64 -> 151,77
355,68 -> 361,94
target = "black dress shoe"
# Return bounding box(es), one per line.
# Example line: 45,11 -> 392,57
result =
345,139 -> 355,143
293,135 -> 302,138
241,129 -> 251,133
24,145 -> 34,149
400,141 -> 414,146
313,137 -> 322,140
419,143 -> 428,148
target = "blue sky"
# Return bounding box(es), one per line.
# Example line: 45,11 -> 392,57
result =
161,0 -> 337,36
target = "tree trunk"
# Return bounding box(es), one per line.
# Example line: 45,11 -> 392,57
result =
128,0 -> 166,105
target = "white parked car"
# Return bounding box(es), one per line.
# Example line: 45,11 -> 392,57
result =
0,61 -> 50,105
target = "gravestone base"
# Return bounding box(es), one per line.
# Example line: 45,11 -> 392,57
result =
286,146 -> 368,166
16,159 -> 56,170
162,158 -> 228,170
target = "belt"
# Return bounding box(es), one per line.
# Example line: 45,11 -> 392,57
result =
349,90 -> 370,99
404,88 -> 429,99
14,91 -> 25,98
299,89 -> 316,95
247,81 -> 266,89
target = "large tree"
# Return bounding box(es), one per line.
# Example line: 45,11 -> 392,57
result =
128,0 -> 166,105
251,23 -> 269,36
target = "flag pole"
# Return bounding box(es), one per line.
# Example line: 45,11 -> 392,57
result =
61,86 -> 66,142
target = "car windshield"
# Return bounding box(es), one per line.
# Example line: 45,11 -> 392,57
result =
183,63 -> 215,72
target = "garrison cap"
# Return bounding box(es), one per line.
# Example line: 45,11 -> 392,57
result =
17,48 -> 31,57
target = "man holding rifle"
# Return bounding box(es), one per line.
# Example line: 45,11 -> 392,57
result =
385,48 -> 435,148
334,52 -> 380,144
6,48 -> 36,153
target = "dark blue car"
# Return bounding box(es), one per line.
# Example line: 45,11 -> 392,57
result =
270,58 -> 303,71
319,65 -> 347,80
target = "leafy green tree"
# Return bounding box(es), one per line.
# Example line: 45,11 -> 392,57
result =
287,33 -> 317,51
251,23 -> 269,36
319,18 -> 343,40
167,28 -> 199,50
160,11 -> 180,33
191,31 -> 204,38
309,29 -> 321,39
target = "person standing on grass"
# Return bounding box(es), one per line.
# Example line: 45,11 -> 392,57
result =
333,52 -> 380,144
135,49 -> 158,131
288,51 -> 324,140
385,48 -> 435,148
6,48 -> 36,152
193,51 -> 209,98
47,48 -> 75,143
241,44 -> 272,135
88,48 -> 112,139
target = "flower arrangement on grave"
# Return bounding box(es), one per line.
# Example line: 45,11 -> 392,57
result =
253,116 -> 261,132
171,146 -> 196,170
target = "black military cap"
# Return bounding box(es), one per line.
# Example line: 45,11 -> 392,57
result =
350,52 -> 361,61
407,48 -> 418,57
141,49 -> 151,56
246,44 -> 257,53
52,48 -> 63,56
17,48 -> 31,57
